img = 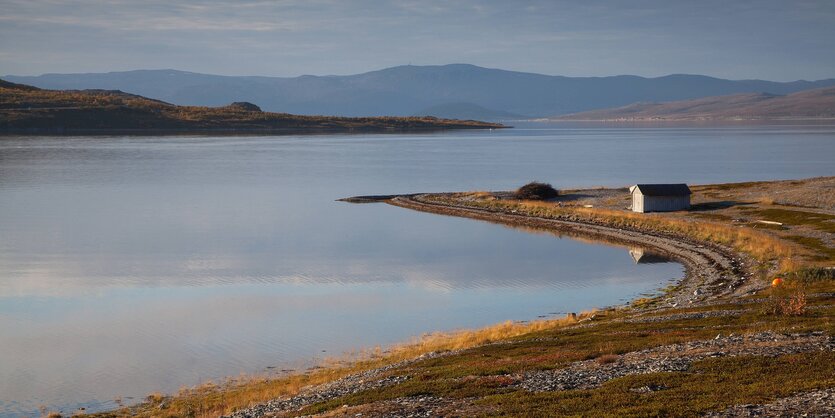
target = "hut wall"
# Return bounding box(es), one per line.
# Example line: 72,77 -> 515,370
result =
642,195 -> 690,212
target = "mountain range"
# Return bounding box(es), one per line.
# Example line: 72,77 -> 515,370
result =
6,64 -> 835,120
554,87 -> 835,121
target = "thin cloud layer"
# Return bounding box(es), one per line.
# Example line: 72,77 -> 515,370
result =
1,1 -> 834,84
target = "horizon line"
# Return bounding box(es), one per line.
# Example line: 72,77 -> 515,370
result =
4,63 -> 834,83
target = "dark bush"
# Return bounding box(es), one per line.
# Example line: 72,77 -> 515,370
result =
514,182 -> 559,200
227,102 -> 262,112
791,267 -> 835,283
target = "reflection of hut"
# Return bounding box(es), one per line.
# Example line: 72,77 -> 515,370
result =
629,247 -> 672,264
629,184 -> 691,213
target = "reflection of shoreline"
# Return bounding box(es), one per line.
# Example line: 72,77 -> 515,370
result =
387,194 -> 743,306
628,247 -> 673,264
483,221 -> 676,265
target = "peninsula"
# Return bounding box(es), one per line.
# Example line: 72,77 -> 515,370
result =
97,177 -> 835,417
0,79 -> 504,135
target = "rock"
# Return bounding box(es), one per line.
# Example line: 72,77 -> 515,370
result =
705,387 -> 835,417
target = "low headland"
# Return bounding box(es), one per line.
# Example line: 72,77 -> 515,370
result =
0,79 -> 504,135
553,86 -> 835,121
91,177 -> 834,418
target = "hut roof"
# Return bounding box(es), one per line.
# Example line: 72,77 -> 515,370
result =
630,184 -> 691,196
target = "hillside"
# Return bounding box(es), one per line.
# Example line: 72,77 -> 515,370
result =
555,87 -> 835,121
6,65 -> 835,119
0,79 -> 503,134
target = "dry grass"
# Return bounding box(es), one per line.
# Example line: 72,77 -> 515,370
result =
145,392 -> 165,403
457,191 -> 497,201
596,354 -> 620,365
391,313 -> 591,355
99,312 -> 592,417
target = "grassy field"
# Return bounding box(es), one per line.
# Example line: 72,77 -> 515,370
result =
86,178 -> 834,418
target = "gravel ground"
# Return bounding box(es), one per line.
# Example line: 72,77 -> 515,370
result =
518,331 -> 833,392
696,177 -> 835,212
704,387 -> 835,417
313,395 -> 491,418
621,309 -> 747,323
225,331 -> 834,418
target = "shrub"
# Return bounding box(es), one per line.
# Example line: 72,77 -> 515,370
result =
514,182 -> 558,200
762,282 -> 807,316
780,291 -> 807,316
791,267 -> 835,283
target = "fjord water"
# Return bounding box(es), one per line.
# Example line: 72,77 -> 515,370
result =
1,123 -> 834,415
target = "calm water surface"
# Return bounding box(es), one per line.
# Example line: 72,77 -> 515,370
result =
1,123 -> 834,415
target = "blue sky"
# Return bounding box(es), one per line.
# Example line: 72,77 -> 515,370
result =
2,0 -> 834,80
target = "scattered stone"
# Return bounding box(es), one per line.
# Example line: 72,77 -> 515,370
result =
630,384 -> 668,393
623,310 -> 744,324
518,332 -> 833,394
704,387 -> 835,417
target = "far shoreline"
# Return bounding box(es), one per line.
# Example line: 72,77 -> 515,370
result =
0,125 -> 509,137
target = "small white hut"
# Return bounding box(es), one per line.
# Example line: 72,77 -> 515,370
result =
629,184 -> 691,213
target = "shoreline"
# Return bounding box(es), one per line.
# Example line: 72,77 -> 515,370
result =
0,125 -> 507,137
93,178 -> 834,417
386,194 -> 758,309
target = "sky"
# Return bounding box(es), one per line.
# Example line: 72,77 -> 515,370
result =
1,0 -> 835,81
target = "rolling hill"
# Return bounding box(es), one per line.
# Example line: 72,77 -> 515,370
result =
0,79 -> 503,134
553,87 -> 835,121
6,64 -> 835,120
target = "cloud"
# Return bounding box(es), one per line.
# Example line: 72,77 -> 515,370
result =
0,1 -> 834,85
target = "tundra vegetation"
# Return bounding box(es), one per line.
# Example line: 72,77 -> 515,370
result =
88,178 -> 834,417
0,79 -> 503,134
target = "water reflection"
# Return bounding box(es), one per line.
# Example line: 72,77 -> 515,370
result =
0,204 -> 681,417
2,124 -> 833,416
450,216 -> 677,266
629,247 -> 674,264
